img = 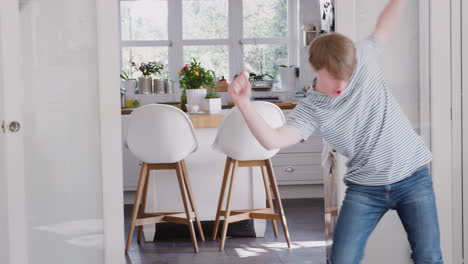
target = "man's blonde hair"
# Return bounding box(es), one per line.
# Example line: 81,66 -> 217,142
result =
309,33 -> 356,81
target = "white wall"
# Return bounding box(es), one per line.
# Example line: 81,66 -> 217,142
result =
335,1 -> 423,263
297,0 -> 321,90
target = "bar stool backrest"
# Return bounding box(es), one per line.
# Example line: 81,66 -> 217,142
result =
126,104 -> 198,164
213,101 -> 285,161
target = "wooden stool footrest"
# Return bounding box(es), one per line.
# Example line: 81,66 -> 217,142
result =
220,208 -> 280,223
135,212 -> 196,226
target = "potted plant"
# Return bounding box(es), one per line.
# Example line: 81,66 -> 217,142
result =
178,58 -> 215,110
120,70 -> 138,95
202,90 -> 222,114
132,61 -> 164,94
249,72 -> 275,91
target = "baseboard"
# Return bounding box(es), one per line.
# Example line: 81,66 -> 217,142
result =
279,184 -> 324,199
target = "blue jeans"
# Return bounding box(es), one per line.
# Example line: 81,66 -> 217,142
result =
331,166 -> 443,264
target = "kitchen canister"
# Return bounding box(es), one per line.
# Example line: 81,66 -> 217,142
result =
153,79 -> 165,94
138,76 -> 153,94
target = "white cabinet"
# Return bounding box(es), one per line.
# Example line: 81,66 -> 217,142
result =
273,110 -> 324,185
121,115 -> 140,190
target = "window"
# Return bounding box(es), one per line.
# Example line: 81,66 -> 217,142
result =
119,0 -> 297,87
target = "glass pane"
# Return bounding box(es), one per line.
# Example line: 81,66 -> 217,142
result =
183,0 -> 228,39
243,0 -> 288,38
184,46 -> 229,79
243,44 -> 287,78
122,47 -> 169,78
121,0 -> 168,41
19,0 -> 105,263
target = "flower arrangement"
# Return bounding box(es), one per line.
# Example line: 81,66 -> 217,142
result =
178,59 -> 215,89
132,61 -> 164,77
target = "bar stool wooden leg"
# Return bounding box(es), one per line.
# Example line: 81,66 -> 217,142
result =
212,157 -> 233,240
261,165 -> 279,238
137,167 -> 151,244
125,163 -> 149,254
266,159 -> 291,248
181,160 -> 205,242
175,161 -> 199,253
219,160 -> 239,252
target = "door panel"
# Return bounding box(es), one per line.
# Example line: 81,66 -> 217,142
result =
18,0 -> 105,263
336,1 -> 430,263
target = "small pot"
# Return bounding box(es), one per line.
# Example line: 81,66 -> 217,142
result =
153,79 -> 165,94
202,98 -> 222,114
138,76 -> 153,94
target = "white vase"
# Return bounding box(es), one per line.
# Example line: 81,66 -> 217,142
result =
202,98 -> 222,114
279,67 -> 297,91
186,88 -> 207,107
122,79 -> 138,94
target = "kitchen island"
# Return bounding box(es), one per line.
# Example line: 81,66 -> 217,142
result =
121,102 -> 324,242
122,106 -> 270,242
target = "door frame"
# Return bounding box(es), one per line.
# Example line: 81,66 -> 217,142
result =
461,0 -> 468,261
0,1 -> 29,263
96,0 -> 126,262
335,0 -> 456,262
0,0 -> 126,263
450,0 -> 463,263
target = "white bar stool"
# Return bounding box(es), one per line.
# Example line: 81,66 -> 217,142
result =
125,104 -> 205,254
211,101 -> 291,251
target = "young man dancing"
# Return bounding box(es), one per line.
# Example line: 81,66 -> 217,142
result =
228,0 -> 443,263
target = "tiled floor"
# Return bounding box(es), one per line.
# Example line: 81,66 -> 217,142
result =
125,199 -> 326,264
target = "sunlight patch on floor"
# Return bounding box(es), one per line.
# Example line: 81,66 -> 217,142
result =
233,240 -> 326,258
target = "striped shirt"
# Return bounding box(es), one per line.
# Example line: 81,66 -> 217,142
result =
286,35 -> 432,186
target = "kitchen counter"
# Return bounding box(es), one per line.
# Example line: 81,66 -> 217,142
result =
121,102 -> 297,114
122,108 -> 224,129
121,103 -> 324,243
121,102 -> 296,129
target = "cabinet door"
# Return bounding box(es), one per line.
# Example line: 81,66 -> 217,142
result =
272,153 -> 324,185
280,135 -> 323,153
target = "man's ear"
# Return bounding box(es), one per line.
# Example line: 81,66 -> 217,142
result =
309,63 -> 316,71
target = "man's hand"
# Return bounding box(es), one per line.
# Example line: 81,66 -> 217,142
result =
226,72 -> 302,150
373,0 -> 407,45
228,72 -> 251,108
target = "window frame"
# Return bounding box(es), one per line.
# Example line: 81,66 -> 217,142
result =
119,0 -> 298,89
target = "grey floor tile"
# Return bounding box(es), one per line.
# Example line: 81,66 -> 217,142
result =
125,198 -> 326,264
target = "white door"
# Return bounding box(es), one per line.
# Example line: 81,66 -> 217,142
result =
0,0 -> 125,263
335,0 -> 435,263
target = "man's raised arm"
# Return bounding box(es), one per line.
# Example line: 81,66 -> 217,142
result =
373,0 -> 407,45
